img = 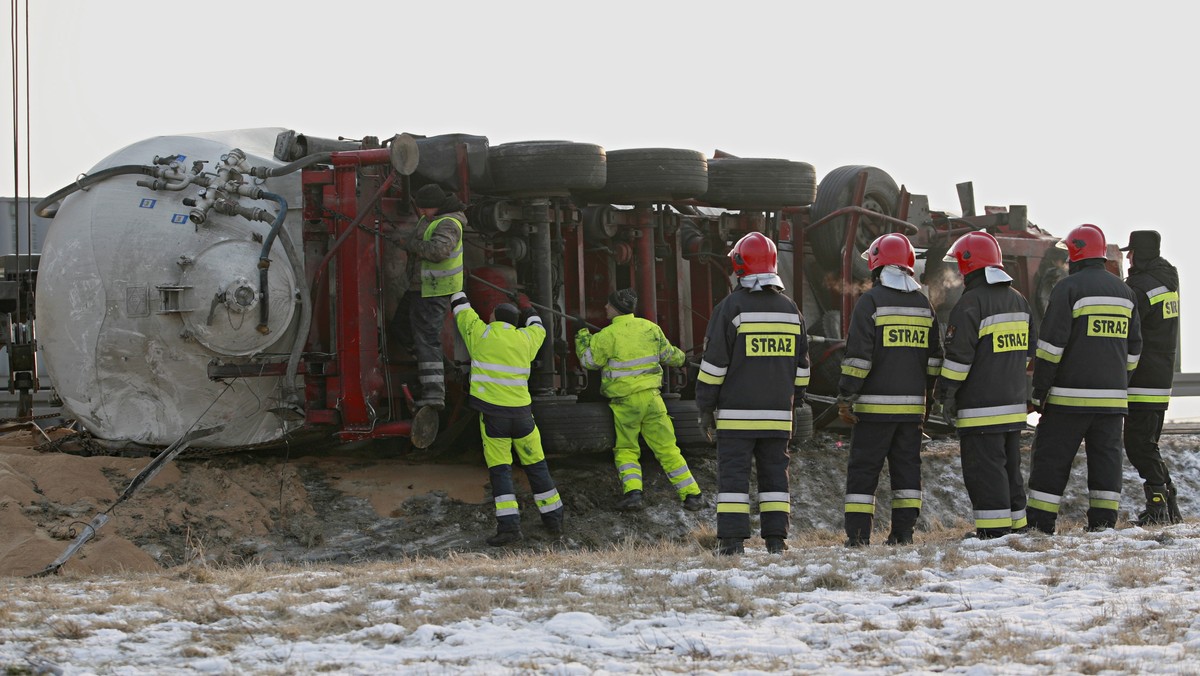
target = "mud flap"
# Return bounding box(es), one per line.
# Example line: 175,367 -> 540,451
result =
410,406 -> 440,450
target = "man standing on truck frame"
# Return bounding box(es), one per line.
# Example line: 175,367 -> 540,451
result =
450,291 -> 565,546
389,184 -> 466,411
575,288 -> 704,513
1120,230 -> 1183,525
696,232 -> 809,556
836,233 -> 943,547
936,231 -> 1036,539
1026,224 -> 1142,534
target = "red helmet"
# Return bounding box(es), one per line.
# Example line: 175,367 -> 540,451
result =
1057,223 -> 1106,262
943,230 -> 1004,275
729,231 -> 778,276
861,232 -> 915,272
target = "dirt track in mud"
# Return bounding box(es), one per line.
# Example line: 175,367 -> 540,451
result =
3,424 -> 1200,578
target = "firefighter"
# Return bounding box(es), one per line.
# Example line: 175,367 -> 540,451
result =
695,232 -> 809,556
389,184 -> 466,411
450,292 -> 564,546
935,231 -> 1036,539
1120,230 -> 1182,524
575,289 -> 704,513
837,232 -> 942,547
1027,224 -> 1142,534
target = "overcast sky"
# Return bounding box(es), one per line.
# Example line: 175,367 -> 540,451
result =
3,2 -> 1198,368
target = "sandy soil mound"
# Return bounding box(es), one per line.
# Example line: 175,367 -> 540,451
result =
2,424 -> 1197,578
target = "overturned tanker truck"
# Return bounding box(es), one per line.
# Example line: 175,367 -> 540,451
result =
32,128 -> 1119,455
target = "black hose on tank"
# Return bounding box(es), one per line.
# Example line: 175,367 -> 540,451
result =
257,192 -> 289,334
253,152 -> 333,179
34,165 -> 158,218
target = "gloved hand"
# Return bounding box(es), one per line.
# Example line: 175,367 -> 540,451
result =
1028,389 -> 1046,414
941,396 -> 958,423
569,315 -> 589,334
515,293 -> 532,311
836,395 -> 858,425
699,410 -> 716,443
386,224 -> 418,250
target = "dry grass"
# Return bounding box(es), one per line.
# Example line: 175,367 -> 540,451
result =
4,526 -> 1200,674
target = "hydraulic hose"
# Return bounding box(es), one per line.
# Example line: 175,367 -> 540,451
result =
255,152 -> 334,179
34,165 -> 158,218
256,192 -> 289,334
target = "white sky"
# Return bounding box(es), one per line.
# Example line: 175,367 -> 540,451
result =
3,3 -> 1198,368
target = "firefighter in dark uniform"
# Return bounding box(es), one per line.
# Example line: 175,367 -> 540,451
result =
936,231 -> 1036,539
1027,223 -> 1142,533
450,292 -> 564,546
389,184 -> 466,411
696,232 -> 809,556
837,233 -> 943,547
1120,230 -> 1182,524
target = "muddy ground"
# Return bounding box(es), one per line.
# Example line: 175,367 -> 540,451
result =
2,423 -> 1199,578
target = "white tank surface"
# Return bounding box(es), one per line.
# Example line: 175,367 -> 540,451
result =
37,129 -> 307,449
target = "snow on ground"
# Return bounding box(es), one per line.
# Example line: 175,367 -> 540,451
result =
4,523 -> 1200,674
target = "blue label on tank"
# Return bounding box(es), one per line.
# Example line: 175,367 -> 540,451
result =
171,214 -> 188,224
139,198 -> 156,209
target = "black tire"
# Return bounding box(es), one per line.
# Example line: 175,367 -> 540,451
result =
809,165 -> 901,276
703,158 -> 817,208
534,399 -> 615,454
664,397 -> 714,450
487,141 -> 606,196
584,148 -> 707,204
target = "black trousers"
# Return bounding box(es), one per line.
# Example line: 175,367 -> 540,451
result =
960,431 -> 1026,535
392,290 -> 450,406
716,436 -> 791,540
1123,408 -> 1172,486
1027,410 -> 1123,532
844,420 -> 922,542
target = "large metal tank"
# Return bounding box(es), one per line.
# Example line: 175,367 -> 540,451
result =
37,129 -> 306,448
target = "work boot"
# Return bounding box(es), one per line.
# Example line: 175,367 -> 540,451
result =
615,490 -> 644,511
844,513 -> 872,548
1167,482 -> 1183,524
486,529 -> 522,547
717,538 -> 745,556
889,507 -> 919,546
1134,483 -> 1171,526
542,508 -> 564,535
976,527 -> 1011,540
682,493 -> 704,512
1027,507 -> 1057,535
765,537 -> 788,554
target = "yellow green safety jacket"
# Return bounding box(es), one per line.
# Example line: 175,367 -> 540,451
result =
575,314 -> 685,400
417,212 -> 464,298
450,292 -> 545,410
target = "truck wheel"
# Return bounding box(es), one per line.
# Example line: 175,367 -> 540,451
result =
534,399 -> 615,454
584,148 -> 708,204
702,158 -> 817,208
809,165 -> 900,276
664,397 -> 714,450
487,141 -> 606,196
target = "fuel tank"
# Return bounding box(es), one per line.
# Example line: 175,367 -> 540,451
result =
36,129 -> 305,448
